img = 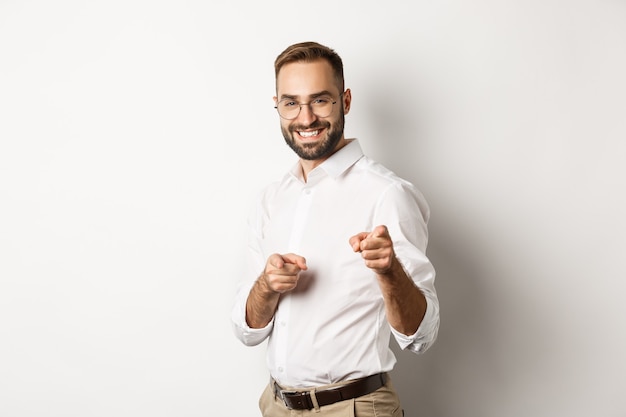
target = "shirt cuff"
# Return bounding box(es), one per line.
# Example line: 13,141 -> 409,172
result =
390,295 -> 439,354
237,319 -> 274,346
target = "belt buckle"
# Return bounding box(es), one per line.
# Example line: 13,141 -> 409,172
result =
280,390 -> 313,410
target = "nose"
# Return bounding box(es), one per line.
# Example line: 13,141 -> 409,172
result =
295,103 -> 317,125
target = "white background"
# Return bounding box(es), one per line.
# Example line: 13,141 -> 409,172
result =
1,1 -> 625,416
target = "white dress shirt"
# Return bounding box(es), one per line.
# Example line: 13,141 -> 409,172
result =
231,139 -> 439,388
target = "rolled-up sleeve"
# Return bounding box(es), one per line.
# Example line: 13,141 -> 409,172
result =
391,285 -> 440,353
231,280 -> 274,346
376,181 -> 440,354
231,191 -> 274,346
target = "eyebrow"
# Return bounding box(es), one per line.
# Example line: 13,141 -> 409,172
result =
279,90 -> 335,101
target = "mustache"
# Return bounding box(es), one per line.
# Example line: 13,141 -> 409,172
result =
289,121 -> 330,132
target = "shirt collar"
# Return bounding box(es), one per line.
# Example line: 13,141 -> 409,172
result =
287,139 -> 364,182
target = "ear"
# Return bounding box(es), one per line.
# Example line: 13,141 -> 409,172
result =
342,89 -> 352,115
273,96 -> 278,106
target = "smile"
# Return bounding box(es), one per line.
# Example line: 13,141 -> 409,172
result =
298,130 -> 320,138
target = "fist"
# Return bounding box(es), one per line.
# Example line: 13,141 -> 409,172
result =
263,253 -> 308,293
349,225 -> 395,274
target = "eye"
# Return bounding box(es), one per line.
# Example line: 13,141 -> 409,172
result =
312,97 -> 331,105
281,100 -> 298,108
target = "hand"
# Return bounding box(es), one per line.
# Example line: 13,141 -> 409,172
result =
262,253 -> 308,294
349,225 -> 395,274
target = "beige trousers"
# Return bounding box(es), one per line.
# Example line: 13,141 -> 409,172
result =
258,375 -> 404,417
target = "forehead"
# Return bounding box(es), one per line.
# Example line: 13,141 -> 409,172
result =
276,60 -> 338,98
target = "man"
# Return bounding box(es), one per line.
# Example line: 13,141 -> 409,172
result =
231,41 -> 439,417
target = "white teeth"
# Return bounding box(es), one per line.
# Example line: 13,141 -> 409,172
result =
299,130 -> 319,138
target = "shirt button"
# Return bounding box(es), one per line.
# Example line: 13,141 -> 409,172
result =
278,367 -> 284,372
303,188 -> 311,194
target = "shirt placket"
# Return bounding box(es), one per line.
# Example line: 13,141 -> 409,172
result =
275,183 -> 315,379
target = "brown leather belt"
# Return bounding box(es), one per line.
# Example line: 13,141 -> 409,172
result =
273,373 -> 387,410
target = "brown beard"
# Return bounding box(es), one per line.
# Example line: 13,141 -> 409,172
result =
281,111 -> 345,161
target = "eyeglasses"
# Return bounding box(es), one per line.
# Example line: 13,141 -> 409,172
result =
275,94 -> 342,120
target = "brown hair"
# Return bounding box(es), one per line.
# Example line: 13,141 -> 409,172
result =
274,41 -> 345,92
